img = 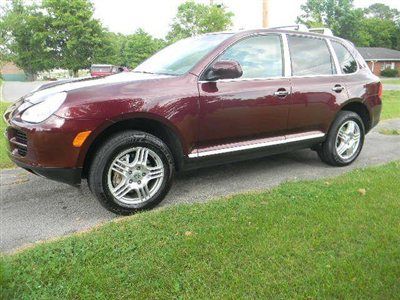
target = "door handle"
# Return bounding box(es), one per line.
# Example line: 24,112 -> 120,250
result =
332,84 -> 344,93
274,89 -> 289,98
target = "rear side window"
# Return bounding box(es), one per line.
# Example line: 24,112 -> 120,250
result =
218,35 -> 283,78
288,35 -> 335,76
331,41 -> 358,74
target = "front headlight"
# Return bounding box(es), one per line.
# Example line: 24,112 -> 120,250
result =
21,92 -> 67,123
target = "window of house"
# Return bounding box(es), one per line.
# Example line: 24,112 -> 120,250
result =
288,35 -> 335,76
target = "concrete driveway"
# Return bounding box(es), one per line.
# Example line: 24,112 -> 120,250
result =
1,119 -> 400,253
2,81 -> 50,102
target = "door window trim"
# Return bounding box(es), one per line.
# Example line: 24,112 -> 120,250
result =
329,39 -> 360,75
198,33 -> 287,83
198,33 -> 361,83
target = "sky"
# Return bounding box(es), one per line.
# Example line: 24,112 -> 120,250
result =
92,0 -> 400,38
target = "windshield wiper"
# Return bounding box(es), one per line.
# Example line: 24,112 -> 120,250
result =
132,71 -> 156,74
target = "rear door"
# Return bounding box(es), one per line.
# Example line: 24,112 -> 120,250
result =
286,35 -> 349,134
197,34 -> 291,149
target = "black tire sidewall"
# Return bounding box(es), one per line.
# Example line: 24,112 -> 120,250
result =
89,131 -> 174,214
323,111 -> 365,166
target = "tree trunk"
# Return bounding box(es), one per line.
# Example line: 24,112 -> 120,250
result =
73,70 -> 79,78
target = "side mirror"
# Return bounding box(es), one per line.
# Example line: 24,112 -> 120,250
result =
206,60 -> 243,81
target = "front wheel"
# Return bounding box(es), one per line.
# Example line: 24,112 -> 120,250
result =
317,111 -> 365,166
88,131 -> 175,215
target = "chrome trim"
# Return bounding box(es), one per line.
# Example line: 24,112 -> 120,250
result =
189,132 -> 325,158
281,34 -> 292,77
198,34 -> 362,84
198,33 -> 286,83
326,38 -> 341,75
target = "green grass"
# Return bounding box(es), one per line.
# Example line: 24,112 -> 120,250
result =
0,101 -> 14,168
2,162 -> 400,299
379,128 -> 400,135
381,77 -> 400,85
381,90 -> 400,120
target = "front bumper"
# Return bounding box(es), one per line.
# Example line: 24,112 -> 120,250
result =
13,159 -> 82,186
4,108 -> 104,186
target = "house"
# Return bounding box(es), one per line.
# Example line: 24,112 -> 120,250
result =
0,62 -> 27,81
357,47 -> 400,76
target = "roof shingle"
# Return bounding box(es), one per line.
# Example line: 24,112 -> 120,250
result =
357,47 -> 400,61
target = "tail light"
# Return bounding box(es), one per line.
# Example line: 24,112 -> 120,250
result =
378,82 -> 383,98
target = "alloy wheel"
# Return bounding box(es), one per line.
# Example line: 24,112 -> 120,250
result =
335,120 -> 361,160
107,147 -> 164,205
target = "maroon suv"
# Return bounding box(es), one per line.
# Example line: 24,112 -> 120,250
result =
4,29 -> 382,214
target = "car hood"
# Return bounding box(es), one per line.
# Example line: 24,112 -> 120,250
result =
25,72 -> 174,104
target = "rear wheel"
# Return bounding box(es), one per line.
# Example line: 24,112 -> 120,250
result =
317,111 -> 365,166
88,131 -> 174,215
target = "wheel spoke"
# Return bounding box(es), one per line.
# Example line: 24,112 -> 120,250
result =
136,185 -> 150,201
346,122 -> 355,134
112,161 -> 129,176
337,142 -> 348,156
337,129 -> 347,141
133,148 -> 149,165
113,180 -> 132,199
353,132 -> 360,141
148,166 -> 163,180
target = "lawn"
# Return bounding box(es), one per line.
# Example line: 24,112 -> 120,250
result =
0,101 -> 14,168
381,77 -> 400,85
380,90 -> 400,120
1,161 -> 400,299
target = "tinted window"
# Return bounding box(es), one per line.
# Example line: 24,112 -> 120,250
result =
288,36 -> 335,76
135,34 -> 233,75
331,41 -> 358,74
217,35 -> 283,78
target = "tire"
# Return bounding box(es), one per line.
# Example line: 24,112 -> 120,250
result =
317,111 -> 365,167
88,130 -> 175,215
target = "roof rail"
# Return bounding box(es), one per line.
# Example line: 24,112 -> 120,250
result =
269,24 -> 309,32
308,28 -> 334,36
269,25 -> 334,36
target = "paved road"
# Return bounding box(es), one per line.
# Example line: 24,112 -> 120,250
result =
2,81 -> 50,102
1,119 -> 399,253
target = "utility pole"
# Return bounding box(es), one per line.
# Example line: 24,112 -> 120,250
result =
262,0 -> 270,28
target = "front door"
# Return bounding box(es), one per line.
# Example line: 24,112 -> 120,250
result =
197,34 -> 291,149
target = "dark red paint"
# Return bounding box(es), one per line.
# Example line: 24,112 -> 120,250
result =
4,29 -> 382,186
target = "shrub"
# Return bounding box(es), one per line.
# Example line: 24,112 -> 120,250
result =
380,68 -> 399,77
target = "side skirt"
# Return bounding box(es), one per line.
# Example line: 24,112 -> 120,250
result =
182,132 -> 325,171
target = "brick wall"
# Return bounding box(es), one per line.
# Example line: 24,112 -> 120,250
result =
1,62 -> 25,75
366,61 -> 400,76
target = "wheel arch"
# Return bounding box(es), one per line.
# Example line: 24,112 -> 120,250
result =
339,99 -> 371,133
81,116 -> 185,178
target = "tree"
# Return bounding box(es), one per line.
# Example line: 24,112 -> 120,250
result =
94,30 -> 166,68
166,1 -> 233,42
0,0 -> 55,78
123,29 -> 166,68
297,0 -> 363,40
364,3 -> 400,20
297,1 -> 400,50
42,0 -> 108,76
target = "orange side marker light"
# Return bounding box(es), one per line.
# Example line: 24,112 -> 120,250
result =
73,131 -> 92,147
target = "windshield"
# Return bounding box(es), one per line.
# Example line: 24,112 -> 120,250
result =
134,34 -> 233,76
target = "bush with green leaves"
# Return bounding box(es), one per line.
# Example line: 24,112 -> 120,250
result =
381,68 -> 399,77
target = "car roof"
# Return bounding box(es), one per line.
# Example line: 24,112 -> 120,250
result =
204,28 -> 349,44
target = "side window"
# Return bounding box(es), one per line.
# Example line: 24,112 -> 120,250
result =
331,41 -> 358,74
288,35 -> 335,76
217,35 -> 283,79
